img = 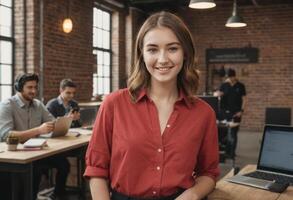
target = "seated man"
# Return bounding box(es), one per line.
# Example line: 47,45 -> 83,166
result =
46,79 -> 81,128
0,73 -> 69,200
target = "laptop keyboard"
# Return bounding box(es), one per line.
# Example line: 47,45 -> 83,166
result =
245,171 -> 293,184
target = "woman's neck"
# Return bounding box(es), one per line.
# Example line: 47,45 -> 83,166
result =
148,81 -> 178,103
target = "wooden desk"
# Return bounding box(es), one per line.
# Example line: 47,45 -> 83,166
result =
208,165 -> 293,200
0,128 -> 91,200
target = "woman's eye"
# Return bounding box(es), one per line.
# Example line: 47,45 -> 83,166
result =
147,49 -> 157,53
169,47 -> 178,52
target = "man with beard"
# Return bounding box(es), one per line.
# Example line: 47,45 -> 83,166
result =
0,73 -> 69,200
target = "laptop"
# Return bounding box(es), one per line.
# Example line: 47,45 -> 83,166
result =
225,125 -> 293,189
40,116 -> 73,138
79,107 -> 97,130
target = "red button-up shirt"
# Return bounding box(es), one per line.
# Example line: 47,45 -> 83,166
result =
84,88 -> 219,198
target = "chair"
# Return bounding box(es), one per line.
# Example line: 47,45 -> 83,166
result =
265,107 -> 291,125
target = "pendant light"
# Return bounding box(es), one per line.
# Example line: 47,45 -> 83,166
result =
225,0 -> 247,28
62,0 -> 73,33
189,0 -> 216,9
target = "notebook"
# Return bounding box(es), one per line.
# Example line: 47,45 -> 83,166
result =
23,138 -> 47,149
40,116 -> 72,138
226,125 -> 293,189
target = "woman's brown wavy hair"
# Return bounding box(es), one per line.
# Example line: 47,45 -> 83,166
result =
127,11 -> 199,102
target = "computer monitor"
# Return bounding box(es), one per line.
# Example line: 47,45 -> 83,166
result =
79,107 -> 98,127
198,95 -> 219,117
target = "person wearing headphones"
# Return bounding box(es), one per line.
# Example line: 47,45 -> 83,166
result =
0,73 -> 69,200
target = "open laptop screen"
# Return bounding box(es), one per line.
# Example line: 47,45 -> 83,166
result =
258,125 -> 293,175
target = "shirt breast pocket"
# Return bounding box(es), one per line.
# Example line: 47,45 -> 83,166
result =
30,112 -> 43,128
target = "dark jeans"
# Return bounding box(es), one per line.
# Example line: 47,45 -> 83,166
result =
219,110 -> 241,159
229,125 -> 239,158
34,155 -> 70,197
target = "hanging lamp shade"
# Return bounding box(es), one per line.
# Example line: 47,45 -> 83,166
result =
225,0 -> 247,27
189,0 -> 216,9
62,18 -> 73,33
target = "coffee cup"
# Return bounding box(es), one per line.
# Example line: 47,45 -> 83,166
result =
6,134 -> 19,151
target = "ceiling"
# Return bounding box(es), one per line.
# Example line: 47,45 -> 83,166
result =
123,0 -> 293,12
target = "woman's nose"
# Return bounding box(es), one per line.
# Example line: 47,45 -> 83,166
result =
158,51 -> 168,64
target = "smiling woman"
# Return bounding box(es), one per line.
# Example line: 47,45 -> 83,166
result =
142,26 -> 184,86
84,11 -> 219,200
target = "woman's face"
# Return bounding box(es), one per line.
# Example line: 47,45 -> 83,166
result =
142,26 -> 184,86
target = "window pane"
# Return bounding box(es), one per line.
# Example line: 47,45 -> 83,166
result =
0,41 -> 12,64
93,8 -> 98,27
0,64 -> 12,84
0,6 -> 11,26
103,52 -> 110,65
98,78 -> 103,94
103,11 -> 110,30
104,78 -> 110,94
103,65 -> 110,77
97,9 -> 103,28
93,8 -> 111,95
97,28 -> 103,48
97,64 -> 103,76
0,6 -> 12,37
103,30 -> 110,49
97,51 -> 103,65
0,0 -> 12,7
93,28 -> 98,47
0,85 -> 12,101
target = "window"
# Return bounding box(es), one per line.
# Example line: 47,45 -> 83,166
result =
0,0 -> 13,101
93,7 -> 111,95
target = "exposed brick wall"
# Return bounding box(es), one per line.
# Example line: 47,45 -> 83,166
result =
41,0 -> 94,102
125,8 -> 147,78
178,4 -> 293,131
15,0 -> 95,102
14,1 -> 293,131
112,11 -> 127,90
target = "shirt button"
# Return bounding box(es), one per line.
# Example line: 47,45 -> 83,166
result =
166,124 -> 171,128
153,191 -> 157,195
156,166 -> 160,170
157,148 -> 162,152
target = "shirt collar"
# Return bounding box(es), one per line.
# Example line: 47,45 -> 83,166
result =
14,93 -> 36,108
57,95 -> 64,105
134,88 -> 192,109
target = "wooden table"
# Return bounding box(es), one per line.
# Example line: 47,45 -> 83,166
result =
208,165 -> 293,200
0,128 -> 92,200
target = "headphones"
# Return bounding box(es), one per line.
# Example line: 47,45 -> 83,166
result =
14,73 -> 39,92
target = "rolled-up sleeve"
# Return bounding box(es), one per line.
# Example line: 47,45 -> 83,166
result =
196,111 -> 220,181
0,101 -> 13,142
84,96 -> 114,179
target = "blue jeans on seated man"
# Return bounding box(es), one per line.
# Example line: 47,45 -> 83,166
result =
34,155 -> 70,199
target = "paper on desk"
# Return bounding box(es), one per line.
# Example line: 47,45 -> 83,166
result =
69,128 -> 92,135
23,138 -> 47,148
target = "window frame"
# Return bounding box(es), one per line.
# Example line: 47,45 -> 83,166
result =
92,6 -> 112,96
0,0 -> 15,101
